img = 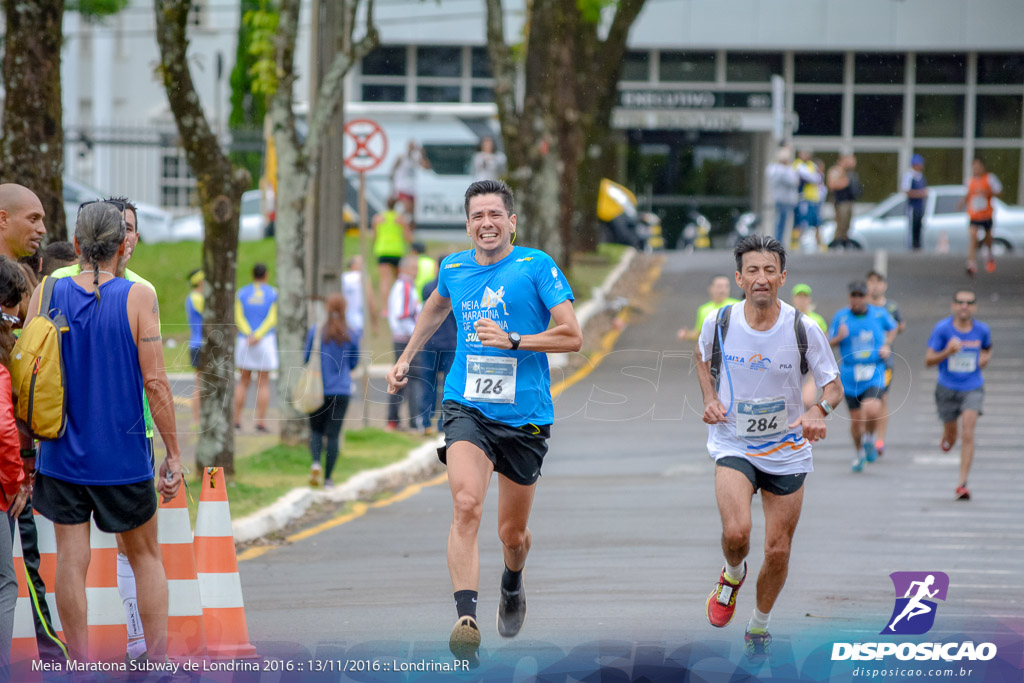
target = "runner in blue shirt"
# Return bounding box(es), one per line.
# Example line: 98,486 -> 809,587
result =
386,180 -> 582,664
828,281 -> 897,471
925,290 -> 992,500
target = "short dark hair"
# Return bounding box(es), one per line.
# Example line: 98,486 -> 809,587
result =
953,289 -> 975,301
42,241 -> 77,276
866,270 -> 885,281
106,195 -> 138,227
464,180 -> 514,218
253,263 -> 268,280
0,255 -> 28,310
734,234 -> 786,273
710,274 -> 731,285
410,242 -> 426,254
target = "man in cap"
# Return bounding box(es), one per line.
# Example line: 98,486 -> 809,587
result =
901,154 -> 929,251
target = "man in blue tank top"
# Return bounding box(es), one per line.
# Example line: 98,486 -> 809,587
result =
27,201 -> 182,663
386,180 -> 582,664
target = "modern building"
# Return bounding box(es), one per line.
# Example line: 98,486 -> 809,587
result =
56,0 -> 1024,235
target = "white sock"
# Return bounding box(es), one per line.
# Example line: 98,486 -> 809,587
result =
725,561 -> 745,583
116,553 -> 147,658
748,608 -> 771,632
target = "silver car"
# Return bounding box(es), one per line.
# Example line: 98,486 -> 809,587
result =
808,185 -> 1024,254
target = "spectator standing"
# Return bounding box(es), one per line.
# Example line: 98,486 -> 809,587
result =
901,154 -> 929,251
386,257 -> 422,430
41,241 -> 77,277
372,197 -> 413,316
409,256 -> 457,435
341,255 -> 366,335
304,294 -> 361,488
186,268 -> 205,425
471,136 -> 507,182
827,154 -> 861,249
0,257 -> 29,676
766,147 -> 799,243
793,150 -> 823,249
29,202 -> 181,662
925,290 -> 991,500
958,158 -> 1002,276
234,263 -> 278,432
391,141 -> 431,225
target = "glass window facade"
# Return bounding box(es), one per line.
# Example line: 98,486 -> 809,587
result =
471,46 -> 491,78
916,53 -> 966,84
622,51 -> 650,82
854,95 -> 904,136
915,95 -> 965,138
975,95 -> 1023,138
659,52 -> 715,82
417,46 -> 462,77
794,94 -> 843,136
794,53 -> 844,84
854,152 -> 899,203
726,52 -> 782,82
362,84 -> 405,102
855,53 -> 905,85
416,85 -> 461,103
362,46 -> 406,76
919,148 -> 964,186
977,53 -> 1024,85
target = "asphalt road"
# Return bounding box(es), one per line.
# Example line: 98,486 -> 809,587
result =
234,249 -> 1024,679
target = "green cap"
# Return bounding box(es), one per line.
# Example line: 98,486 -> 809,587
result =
793,283 -> 812,296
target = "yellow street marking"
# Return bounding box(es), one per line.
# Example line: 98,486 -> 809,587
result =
238,257 -> 661,561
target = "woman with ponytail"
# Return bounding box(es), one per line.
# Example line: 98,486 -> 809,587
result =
304,293 -> 361,488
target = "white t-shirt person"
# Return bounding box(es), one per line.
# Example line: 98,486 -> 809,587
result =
698,300 -> 839,475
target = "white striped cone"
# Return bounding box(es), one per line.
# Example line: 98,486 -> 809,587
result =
158,484 -> 206,660
86,520 -> 126,661
193,467 -> 257,659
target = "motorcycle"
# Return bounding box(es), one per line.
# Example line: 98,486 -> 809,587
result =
675,209 -> 712,252
597,179 -> 664,252
725,210 -> 761,249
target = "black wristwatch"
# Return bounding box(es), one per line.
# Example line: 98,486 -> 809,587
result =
508,331 -> 521,351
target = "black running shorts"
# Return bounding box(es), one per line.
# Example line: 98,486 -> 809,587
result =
438,399 -> 550,486
34,473 -> 158,533
844,385 -> 886,411
716,456 -> 807,496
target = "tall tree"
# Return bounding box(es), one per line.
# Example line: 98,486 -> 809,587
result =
0,0 -> 130,242
252,0 -> 377,442
485,0 -> 646,267
228,0 -> 269,188
155,0 -> 251,473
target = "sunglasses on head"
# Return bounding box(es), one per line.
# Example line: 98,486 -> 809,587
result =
78,199 -> 127,215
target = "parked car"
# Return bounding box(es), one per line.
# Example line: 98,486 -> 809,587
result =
805,185 -> 1024,254
63,176 -> 175,243
170,189 -> 269,242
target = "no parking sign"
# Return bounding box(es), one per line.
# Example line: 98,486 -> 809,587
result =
343,118 -> 388,173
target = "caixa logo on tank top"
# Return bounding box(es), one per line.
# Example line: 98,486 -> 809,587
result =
831,571 -> 997,663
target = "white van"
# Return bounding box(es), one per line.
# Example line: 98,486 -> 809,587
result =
343,102 -> 500,231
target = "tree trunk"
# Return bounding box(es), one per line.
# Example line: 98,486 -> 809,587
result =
1,0 -> 67,241
155,0 -> 250,473
270,0 -> 377,444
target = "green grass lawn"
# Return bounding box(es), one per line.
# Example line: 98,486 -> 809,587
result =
179,427 -> 426,524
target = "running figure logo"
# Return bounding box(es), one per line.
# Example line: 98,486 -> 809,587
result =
481,286 -> 509,315
883,571 -> 949,635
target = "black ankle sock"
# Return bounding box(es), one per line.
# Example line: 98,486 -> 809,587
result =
501,566 -> 522,593
454,590 -> 478,619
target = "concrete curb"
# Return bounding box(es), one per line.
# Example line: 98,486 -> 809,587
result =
230,245 -> 640,545
232,437 -> 445,544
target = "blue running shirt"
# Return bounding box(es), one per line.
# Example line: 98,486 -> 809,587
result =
38,278 -> 152,485
438,246 -> 573,426
828,305 -> 896,397
927,316 -> 991,392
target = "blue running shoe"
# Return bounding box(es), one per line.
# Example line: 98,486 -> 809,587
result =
864,441 -> 878,463
851,455 -> 865,473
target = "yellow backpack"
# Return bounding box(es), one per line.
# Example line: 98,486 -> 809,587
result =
11,276 -> 69,440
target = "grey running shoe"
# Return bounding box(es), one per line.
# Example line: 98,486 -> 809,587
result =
744,628 -> 772,663
449,615 -> 481,666
497,582 -> 527,637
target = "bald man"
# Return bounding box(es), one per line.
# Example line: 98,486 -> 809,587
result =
0,184 -> 47,259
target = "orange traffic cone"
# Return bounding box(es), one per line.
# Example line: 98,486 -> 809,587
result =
85,520 -> 126,661
11,522 -> 40,671
194,467 -> 257,659
159,483 -> 207,660
33,510 -> 65,642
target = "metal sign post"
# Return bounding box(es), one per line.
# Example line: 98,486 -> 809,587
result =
343,119 -> 388,426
